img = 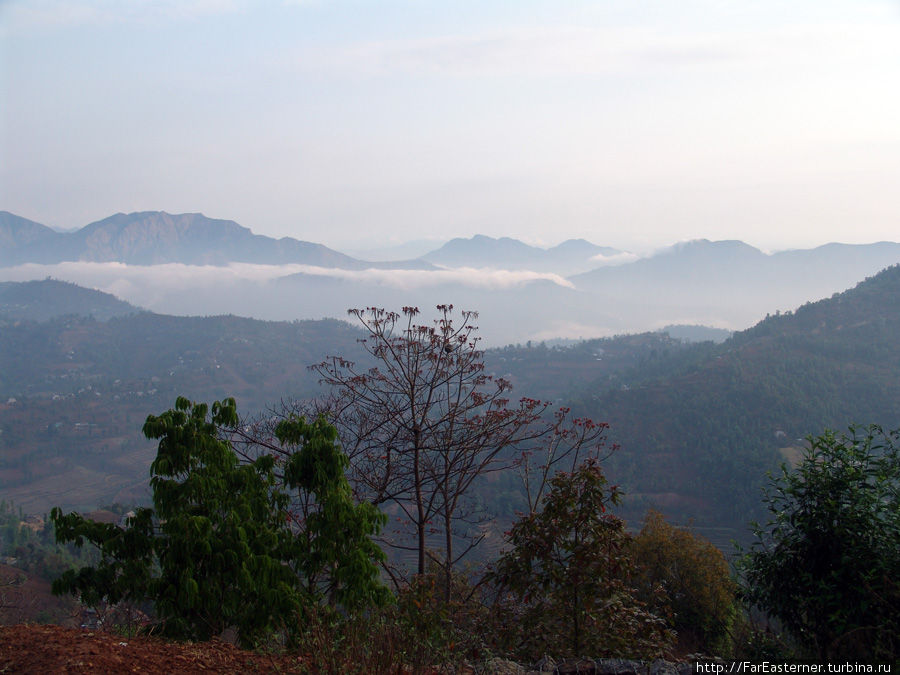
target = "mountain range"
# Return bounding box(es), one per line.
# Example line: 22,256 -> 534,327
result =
583,262 -> 900,540
0,210 -> 626,274
0,211 -> 431,270
420,234 -> 630,274
3,210 -> 900,345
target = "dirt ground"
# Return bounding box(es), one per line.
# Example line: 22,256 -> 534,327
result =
0,624 -> 312,674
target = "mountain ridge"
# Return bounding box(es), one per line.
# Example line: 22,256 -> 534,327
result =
0,279 -> 139,321
574,263 -> 900,537
422,233 -> 624,274
4,210 -> 900,344
0,210 -> 434,270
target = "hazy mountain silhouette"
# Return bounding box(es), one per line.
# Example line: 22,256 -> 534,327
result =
570,238 -> 900,327
4,211 -> 900,344
421,234 -> 626,274
0,279 -> 138,321
0,211 -> 433,270
0,212 -> 68,265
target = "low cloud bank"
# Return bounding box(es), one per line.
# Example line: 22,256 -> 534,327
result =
0,261 -> 574,295
589,251 -> 640,266
296,265 -> 576,290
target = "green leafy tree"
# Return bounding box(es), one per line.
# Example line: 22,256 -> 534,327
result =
275,413 -> 391,610
489,458 -> 673,660
740,426 -> 900,661
631,510 -> 736,655
52,397 -> 388,646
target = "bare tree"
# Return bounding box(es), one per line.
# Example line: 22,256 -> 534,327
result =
227,305 -> 613,600
307,305 -> 612,599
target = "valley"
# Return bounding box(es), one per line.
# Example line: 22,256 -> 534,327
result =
2,263 -> 899,551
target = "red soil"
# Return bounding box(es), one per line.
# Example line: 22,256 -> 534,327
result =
0,624 -> 311,674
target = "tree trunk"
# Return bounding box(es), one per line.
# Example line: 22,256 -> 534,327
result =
414,428 -> 425,576
443,498 -> 452,603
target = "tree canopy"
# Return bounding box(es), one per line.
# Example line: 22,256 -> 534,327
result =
631,510 -> 736,654
740,425 -> 900,661
489,458 -> 673,660
52,397 -> 388,646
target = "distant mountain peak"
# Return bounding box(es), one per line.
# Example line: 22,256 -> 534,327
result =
0,210 -> 430,270
669,238 -> 758,251
553,238 -> 594,248
422,234 -> 625,275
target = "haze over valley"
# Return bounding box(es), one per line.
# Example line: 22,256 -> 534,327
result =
4,210 -> 900,346
3,257 -> 900,548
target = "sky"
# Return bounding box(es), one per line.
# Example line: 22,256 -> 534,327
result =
2,0 -> 900,255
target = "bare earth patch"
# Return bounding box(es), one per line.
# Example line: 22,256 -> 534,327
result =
0,624 -> 312,674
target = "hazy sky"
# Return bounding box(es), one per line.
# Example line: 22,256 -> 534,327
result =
2,0 -> 899,254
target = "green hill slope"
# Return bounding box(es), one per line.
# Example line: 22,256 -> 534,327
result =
572,264 -> 900,540
0,310 -> 365,512
0,279 -> 138,321
3,266 -> 899,546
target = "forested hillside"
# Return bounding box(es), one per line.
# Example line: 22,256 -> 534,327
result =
571,264 -> 900,541
0,284 -> 695,514
3,266 -> 900,542
0,279 -> 137,321
0,310 -> 366,512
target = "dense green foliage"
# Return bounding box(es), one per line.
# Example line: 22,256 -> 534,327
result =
631,510 -> 737,654
51,397 -> 388,647
274,414 -> 390,610
490,458 -> 673,660
739,426 -> 900,661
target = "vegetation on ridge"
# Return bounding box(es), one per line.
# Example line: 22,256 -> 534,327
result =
575,264 -> 900,535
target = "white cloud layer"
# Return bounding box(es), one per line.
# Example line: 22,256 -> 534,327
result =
0,261 -> 575,301
589,252 -> 640,267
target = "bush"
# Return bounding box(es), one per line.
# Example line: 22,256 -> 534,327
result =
631,510 -> 737,655
739,426 -> 900,661
489,459 -> 674,660
293,572 -> 493,673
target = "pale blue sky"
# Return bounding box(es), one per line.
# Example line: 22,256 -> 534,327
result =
2,0 -> 899,253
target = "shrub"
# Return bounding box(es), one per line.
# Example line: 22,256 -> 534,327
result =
739,426 -> 900,661
631,510 -> 737,655
489,459 -> 674,660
